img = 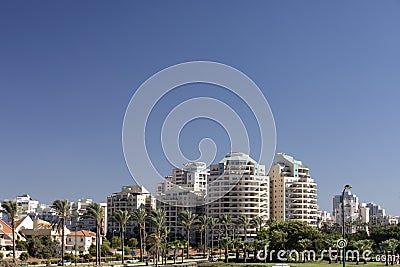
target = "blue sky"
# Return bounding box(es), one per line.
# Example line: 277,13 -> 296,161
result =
1,1 -> 400,214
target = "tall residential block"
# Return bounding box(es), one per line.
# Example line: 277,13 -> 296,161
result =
207,152 -> 269,238
269,153 -> 318,226
156,162 -> 208,242
107,186 -> 156,235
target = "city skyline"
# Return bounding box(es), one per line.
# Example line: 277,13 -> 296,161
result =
1,151 -> 398,219
1,1 -> 400,215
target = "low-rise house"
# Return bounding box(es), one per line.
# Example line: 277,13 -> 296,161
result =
65,230 -> 99,255
0,219 -> 26,259
20,219 -> 70,243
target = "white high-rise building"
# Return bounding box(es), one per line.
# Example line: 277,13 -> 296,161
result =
269,153 -> 318,226
206,152 -> 269,238
333,190 -> 360,229
16,194 -> 39,218
156,162 -> 208,241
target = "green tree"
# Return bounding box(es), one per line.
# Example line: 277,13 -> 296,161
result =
179,210 -> 198,259
26,236 -> 61,259
51,199 -> 71,266
177,240 -> 187,263
127,238 -> 138,249
63,253 -> 75,262
148,209 -> 167,266
111,236 -> 122,249
101,239 -> 111,256
297,238 -> 312,262
219,214 -> 232,238
197,215 -> 208,256
381,238 -> 400,266
131,208 -> 147,262
19,252 -> 29,262
1,200 -> 18,263
220,237 -> 232,263
168,240 -> 180,264
208,217 -> 218,254
237,215 -> 251,241
0,252 -> 3,259
251,216 -> 264,232
111,210 -> 132,264
84,202 -> 104,266
147,226 -> 169,267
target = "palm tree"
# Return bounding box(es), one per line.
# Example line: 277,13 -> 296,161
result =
148,209 -> 166,265
84,203 -> 104,266
149,209 -> 166,233
111,210 -> 132,264
237,215 -> 251,241
251,216 -> 264,232
168,241 -> 180,264
161,225 -> 169,265
147,226 -> 169,267
177,240 -> 187,264
381,239 -> 400,266
220,237 -> 232,263
217,229 -> 224,259
131,208 -> 147,262
51,199 -> 71,266
208,217 -> 218,255
197,215 -> 208,256
179,210 -> 198,259
219,214 -> 231,237
1,201 -> 18,263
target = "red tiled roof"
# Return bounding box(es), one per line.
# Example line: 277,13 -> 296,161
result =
66,230 -> 96,237
0,219 -> 13,235
15,216 -> 28,228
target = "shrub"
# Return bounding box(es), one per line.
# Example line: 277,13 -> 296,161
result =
83,254 -> 93,261
19,252 -> 29,262
115,254 -> 122,261
64,253 -> 75,262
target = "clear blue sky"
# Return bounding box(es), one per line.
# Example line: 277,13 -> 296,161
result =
1,1 -> 400,214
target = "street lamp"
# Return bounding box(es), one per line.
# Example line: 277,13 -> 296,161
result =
342,184 -> 352,267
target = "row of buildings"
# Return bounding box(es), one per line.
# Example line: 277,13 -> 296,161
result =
154,152 -> 317,241
1,152 -> 398,253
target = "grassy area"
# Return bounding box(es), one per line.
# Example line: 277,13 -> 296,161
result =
198,262 -> 388,267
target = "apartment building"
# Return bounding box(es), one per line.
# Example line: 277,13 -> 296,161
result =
333,190 -> 360,225
68,199 -> 107,234
156,162 -> 208,242
269,153 -> 318,226
206,152 -> 269,238
107,186 -> 156,235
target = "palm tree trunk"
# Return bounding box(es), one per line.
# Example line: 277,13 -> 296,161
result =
62,220 -> 65,266
200,230 -> 203,254
97,225 -> 101,266
186,227 -> 190,259
204,230 -> 206,257
210,231 -> 214,255
11,221 -> 16,264
95,222 -> 98,266
121,228 -> 125,265
143,222 -> 147,257
139,226 -> 143,262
